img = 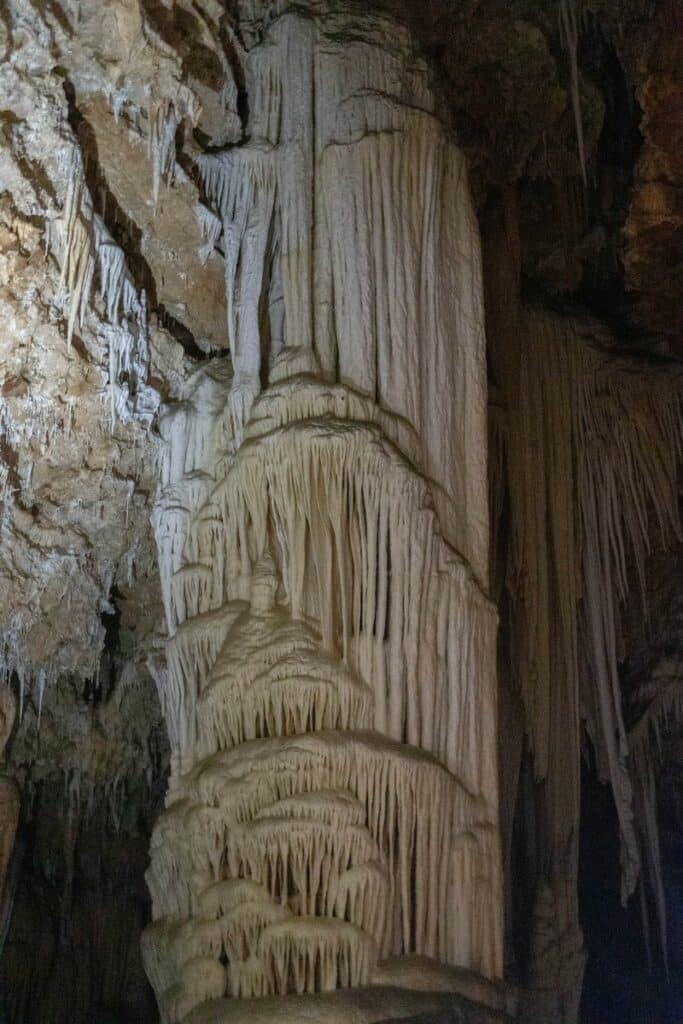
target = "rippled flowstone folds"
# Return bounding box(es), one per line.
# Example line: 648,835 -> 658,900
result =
143,3 -> 503,1020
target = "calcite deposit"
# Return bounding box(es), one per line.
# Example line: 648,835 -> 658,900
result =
0,1 -> 681,1023
142,5 -> 501,1020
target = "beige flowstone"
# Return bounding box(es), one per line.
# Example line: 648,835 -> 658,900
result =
143,2 -> 504,1021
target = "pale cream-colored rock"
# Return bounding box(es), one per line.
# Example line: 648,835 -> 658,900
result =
143,3 -> 502,1021
373,956 -> 517,1015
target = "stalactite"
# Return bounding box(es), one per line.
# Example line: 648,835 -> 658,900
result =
50,146 -> 156,427
558,0 -> 587,185
0,631 -> 60,723
93,216 -> 144,327
197,149 -> 276,434
56,149 -> 96,348
149,100 -> 179,209
629,680 -> 683,971
490,303 -> 682,1018
147,90 -> 200,210
195,205 -> 222,266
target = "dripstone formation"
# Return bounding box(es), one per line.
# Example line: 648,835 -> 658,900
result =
0,0 -> 681,1022
142,5 -> 503,1020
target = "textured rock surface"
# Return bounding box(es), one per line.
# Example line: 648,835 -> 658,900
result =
623,0 -> 683,349
142,5 -> 501,1020
0,1 -> 680,1023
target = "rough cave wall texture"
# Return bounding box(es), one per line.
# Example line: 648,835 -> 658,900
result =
0,0 -> 680,1023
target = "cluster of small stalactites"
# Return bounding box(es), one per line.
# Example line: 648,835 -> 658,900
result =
49,146 -> 157,428
0,627 -> 86,725
491,307 -> 683,975
50,68 -> 206,423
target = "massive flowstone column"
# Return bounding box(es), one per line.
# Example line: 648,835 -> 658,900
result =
143,4 -> 502,1020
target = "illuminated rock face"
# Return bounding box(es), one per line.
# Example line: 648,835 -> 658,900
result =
143,3 -> 502,1020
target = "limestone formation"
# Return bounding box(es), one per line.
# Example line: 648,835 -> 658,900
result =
486,210 -> 683,1023
0,1 -> 680,1023
142,4 -> 502,1020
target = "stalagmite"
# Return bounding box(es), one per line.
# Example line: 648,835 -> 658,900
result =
144,3 -> 502,1021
